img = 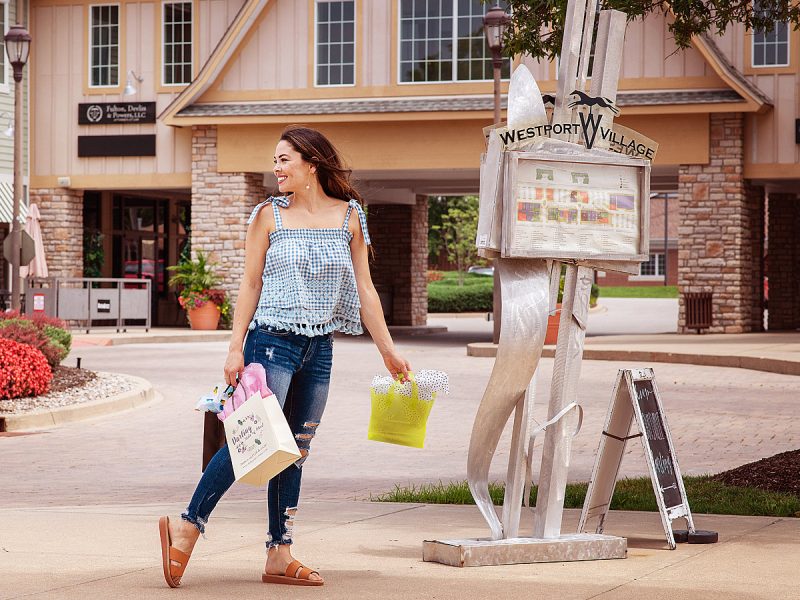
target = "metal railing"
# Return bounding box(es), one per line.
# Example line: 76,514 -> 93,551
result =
25,277 -> 151,333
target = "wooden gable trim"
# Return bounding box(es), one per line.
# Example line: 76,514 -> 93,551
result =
692,33 -> 772,114
159,0 -> 271,125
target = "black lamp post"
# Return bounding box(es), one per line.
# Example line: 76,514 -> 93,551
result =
483,5 -> 510,344
5,25 -> 31,312
483,4 -> 511,125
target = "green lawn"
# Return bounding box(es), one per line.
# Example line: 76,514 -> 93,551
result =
599,285 -> 678,298
373,477 -> 800,518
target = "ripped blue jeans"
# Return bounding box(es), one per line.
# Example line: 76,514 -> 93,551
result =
182,324 -> 333,548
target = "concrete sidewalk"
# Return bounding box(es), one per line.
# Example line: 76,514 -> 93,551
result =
2,501 -> 797,600
73,319 -> 800,375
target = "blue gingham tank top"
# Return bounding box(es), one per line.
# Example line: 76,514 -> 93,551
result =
246,196 -> 371,336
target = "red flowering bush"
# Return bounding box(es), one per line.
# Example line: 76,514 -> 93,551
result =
0,338 -> 52,399
0,319 -> 67,368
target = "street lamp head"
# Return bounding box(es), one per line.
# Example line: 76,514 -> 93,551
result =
483,4 -> 511,55
4,25 -> 31,82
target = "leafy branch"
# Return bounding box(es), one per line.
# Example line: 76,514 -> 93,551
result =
495,1 -> 800,61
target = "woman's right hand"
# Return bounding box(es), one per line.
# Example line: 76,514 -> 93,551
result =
224,349 -> 245,387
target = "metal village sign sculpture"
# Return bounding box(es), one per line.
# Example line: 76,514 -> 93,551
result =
423,0 -> 692,567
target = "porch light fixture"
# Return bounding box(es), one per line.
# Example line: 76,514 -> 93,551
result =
0,112 -> 12,137
4,24 -> 31,312
123,70 -> 144,96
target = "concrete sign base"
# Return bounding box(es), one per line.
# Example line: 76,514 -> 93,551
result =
422,533 -> 626,567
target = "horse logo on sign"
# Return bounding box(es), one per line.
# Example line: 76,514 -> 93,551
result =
567,90 -> 620,115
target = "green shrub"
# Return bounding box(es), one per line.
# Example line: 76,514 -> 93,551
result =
43,324 -> 72,354
428,284 -> 493,312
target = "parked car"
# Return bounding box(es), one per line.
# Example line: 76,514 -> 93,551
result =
467,265 -> 494,277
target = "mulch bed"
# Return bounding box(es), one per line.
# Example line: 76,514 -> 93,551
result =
712,450 -> 800,497
48,366 -> 97,394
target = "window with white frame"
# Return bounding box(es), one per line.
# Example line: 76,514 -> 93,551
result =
163,2 -> 193,85
399,0 -> 511,83
752,1 -> 789,67
639,253 -> 665,277
90,5 -> 120,87
315,1 -> 355,86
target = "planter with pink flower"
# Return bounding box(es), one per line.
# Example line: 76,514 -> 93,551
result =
168,251 -> 231,331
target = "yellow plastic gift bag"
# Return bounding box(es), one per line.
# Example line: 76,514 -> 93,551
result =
368,371 -> 450,448
368,377 -> 432,448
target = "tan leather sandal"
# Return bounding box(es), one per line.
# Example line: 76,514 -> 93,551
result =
261,559 -> 324,586
158,516 -> 191,588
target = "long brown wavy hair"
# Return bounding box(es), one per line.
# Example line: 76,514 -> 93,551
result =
280,126 -> 362,203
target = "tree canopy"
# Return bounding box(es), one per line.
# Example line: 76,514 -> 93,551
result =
500,1 -> 800,60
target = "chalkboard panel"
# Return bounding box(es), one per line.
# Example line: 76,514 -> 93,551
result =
632,378 -> 683,509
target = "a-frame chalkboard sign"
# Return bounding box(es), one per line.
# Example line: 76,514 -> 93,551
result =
578,368 -> 695,549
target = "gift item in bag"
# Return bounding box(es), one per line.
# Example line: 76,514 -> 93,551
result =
224,390 -> 301,486
368,370 -> 449,448
218,363 -> 272,422
195,383 -> 235,414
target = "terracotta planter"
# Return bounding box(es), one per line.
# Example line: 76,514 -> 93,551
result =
187,302 -> 221,330
545,304 -> 562,345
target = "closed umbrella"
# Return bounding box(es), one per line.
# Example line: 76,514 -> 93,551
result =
19,203 -> 48,279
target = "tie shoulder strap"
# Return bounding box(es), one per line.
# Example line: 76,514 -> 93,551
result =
346,199 -> 371,245
247,196 -> 290,226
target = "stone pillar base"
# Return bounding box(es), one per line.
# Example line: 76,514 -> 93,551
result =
191,125 -> 266,307
367,195 -> 428,326
29,188 -> 84,278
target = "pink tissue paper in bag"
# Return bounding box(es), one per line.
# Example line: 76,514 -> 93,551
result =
218,362 -> 273,422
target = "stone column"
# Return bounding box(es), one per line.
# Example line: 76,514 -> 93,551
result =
677,113 -> 764,333
191,125 -> 266,306
29,188 -> 84,278
367,195 -> 428,326
766,194 -> 800,330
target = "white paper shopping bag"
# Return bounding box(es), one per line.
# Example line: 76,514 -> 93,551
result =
223,391 -> 301,486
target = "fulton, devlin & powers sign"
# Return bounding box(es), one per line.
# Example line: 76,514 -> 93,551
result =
78,102 -> 156,125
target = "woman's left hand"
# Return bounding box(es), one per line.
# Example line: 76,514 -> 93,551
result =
382,350 -> 411,382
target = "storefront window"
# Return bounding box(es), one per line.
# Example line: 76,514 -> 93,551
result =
89,5 -> 120,87
399,0 -> 511,83
315,0 -> 355,86
163,1 -> 193,85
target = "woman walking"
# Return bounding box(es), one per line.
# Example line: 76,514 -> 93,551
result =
159,126 -> 411,588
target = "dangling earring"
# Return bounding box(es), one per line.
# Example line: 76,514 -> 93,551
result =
306,183 -> 311,190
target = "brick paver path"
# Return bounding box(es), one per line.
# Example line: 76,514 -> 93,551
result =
1,320 -> 797,509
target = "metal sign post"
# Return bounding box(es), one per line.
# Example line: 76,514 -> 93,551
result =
423,0 -> 657,567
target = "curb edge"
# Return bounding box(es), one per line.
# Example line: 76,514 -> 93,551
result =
2,374 -> 157,432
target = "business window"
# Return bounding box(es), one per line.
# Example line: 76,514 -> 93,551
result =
399,0 -> 511,83
639,253 -> 665,277
315,0 -> 355,86
752,2 -> 789,67
163,2 -> 193,85
90,5 -> 120,87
